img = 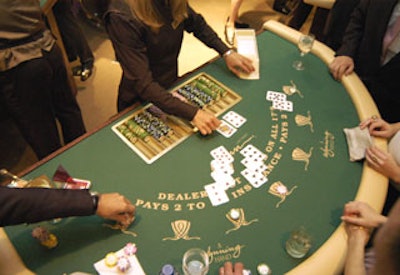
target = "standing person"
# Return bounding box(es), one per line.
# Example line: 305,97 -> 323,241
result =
329,0 -> 400,123
0,0 -> 86,160
104,0 -> 254,136
53,0 -> 95,81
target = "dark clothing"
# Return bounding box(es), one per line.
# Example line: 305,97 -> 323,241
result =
323,0 -> 360,51
104,0 -> 229,120
53,0 -> 94,66
288,1 -> 330,41
0,186 -> 94,226
336,0 -> 400,123
0,0 -> 86,159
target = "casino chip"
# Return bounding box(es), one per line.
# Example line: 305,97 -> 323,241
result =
117,255 -> 131,272
257,263 -> 271,275
104,252 -> 118,267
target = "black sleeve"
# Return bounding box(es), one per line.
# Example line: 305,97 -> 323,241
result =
335,0 -> 368,57
184,6 -> 230,56
0,187 -> 94,226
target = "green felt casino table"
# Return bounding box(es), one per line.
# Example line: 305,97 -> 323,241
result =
2,21 -> 388,275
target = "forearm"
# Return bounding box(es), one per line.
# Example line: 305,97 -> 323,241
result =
0,187 -> 94,226
344,237 -> 367,275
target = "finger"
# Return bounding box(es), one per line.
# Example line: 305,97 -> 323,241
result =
234,262 -> 244,275
223,262 -> 233,275
219,266 -> 225,275
344,64 -> 354,76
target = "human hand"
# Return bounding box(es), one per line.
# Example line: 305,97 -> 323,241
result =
224,51 -> 255,77
329,56 -> 354,80
191,109 -> 221,135
366,146 -> 400,183
344,221 -> 371,246
341,201 -> 387,228
219,261 -> 244,275
96,193 -> 136,228
359,116 -> 396,139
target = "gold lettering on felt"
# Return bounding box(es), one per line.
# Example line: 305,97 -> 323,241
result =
206,243 -> 245,264
157,191 -> 208,201
320,130 -> 335,158
162,220 -> 200,241
103,223 -> 138,237
225,208 -> 258,234
229,134 -> 255,155
282,80 -> 304,98
292,147 -> 313,171
268,181 -> 297,208
295,111 -> 314,132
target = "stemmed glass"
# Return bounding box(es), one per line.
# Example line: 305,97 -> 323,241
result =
293,34 -> 315,71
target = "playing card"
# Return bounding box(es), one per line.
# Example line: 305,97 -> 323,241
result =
240,158 -> 267,173
210,145 -> 234,163
211,172 -> 236,190
222,111 -> 247,128
266,91 -> 287,102
204,182 -> 230,206
241,168 -> 268,188
211,159 -> 234,175
272,100 -> 293,112
239,144 -> 267,161
216,120 -> 237,138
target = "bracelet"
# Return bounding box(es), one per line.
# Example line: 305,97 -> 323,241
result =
91,193 -> 99,212
223,49 -> 235,58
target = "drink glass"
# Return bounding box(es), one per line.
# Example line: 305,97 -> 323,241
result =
293,34 -> 315,71
285,226 -> 312,258
182,248 -> 209,275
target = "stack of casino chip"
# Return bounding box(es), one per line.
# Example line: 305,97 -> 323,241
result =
133,111 -> 172,141
118,120 -> 150,143
183,84 -> 213,105
176,87 -> 206,108
196,75 -> 227,98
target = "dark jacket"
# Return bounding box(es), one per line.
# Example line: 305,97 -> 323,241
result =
0,187 -> 94,226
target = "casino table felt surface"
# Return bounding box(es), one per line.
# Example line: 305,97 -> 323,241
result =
4,30 -> 371,274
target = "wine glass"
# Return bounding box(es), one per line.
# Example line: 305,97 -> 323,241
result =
293,34 -> 315,71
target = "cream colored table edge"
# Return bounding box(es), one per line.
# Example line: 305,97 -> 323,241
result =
263,20 -> 388,275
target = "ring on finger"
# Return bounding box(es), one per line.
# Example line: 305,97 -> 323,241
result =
371,115 -> 378,121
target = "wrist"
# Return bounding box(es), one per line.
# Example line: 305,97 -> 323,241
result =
90,192 -> 99,213
223,49 -> 235,58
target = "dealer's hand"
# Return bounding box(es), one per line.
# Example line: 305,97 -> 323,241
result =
191,109 -> 221,135
224,51 -> 255,77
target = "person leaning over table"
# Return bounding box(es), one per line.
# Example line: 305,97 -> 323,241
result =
329,0 -> 400,123
0,186 -> 135,227
103,0 -> 255,135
